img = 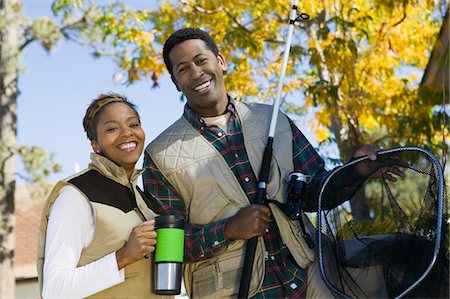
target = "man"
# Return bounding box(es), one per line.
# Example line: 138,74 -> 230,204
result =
143,27 -> 387,298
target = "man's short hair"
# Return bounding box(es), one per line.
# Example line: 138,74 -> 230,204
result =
163,28 -> 219,75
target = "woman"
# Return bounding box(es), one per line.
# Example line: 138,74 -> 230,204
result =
37,93 -> 167,298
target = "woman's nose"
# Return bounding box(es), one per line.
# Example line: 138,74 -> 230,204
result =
121,127 -> 133,137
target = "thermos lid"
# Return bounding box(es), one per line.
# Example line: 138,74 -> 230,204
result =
155,215 -> 184,229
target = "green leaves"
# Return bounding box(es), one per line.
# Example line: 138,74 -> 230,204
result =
30,18 -> 62,51
51,0 -> 85,16
17,146 -> 61,196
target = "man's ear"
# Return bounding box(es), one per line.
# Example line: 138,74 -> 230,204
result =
171,75 -> 181,92
217,53 -> 228,72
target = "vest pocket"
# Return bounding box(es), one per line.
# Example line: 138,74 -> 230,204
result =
191,248 -> 245,298
188,184 -> 241,224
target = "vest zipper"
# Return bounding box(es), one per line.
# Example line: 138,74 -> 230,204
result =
129,181 -> 147,221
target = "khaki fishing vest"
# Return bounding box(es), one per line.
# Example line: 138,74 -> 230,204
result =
147,102 -> 316,298
37,155 -> 165,298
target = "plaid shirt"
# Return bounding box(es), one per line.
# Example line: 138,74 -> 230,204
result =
143,98 -> 328,298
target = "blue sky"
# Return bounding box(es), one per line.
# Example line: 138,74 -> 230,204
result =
17,0 -> 320,185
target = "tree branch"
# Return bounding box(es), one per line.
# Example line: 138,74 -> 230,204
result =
222,6 -> 252,33
59,16 -> 89,42
18,33 -> 35,52
180,0 -> 223,14
390,4 -> 407,28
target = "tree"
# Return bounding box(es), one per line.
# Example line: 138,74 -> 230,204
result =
0,1 -> 20,295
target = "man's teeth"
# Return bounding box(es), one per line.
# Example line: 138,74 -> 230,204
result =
195,80 -> 211,91
119,142 -> 136,150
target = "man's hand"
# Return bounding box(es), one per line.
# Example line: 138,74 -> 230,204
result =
354,144 -> 379,160
353,145 -> 406,182
224,205 -> 271,241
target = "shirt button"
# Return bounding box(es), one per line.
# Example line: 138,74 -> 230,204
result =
265,228 -> 269,233
218,132 -> 223,137
244,177 -> 250,182
213,241 -> 219,246
200,126 -> 204,131
234,153 -> 239,158
200,254 -> 205,258
270,256 -> 275,261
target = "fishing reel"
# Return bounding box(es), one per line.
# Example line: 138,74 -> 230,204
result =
286,172 -> 308,220
286,172 -> 315,249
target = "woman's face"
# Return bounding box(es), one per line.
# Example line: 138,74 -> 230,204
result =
91,102 -> 145,177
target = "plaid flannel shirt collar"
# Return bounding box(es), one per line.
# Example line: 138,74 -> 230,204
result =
182,95 -> 238,129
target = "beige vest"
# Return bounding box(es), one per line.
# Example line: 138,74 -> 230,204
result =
37,154 -> 166,298
147,102 -> 316,298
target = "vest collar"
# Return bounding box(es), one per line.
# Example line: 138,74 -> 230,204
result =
88,153 -> 144,185
183,95 -> 238,129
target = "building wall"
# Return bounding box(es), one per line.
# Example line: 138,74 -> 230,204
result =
16,278 -> 39,299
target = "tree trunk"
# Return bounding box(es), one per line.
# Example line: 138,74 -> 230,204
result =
329,115 -> 372,220
0,0 -> 19,297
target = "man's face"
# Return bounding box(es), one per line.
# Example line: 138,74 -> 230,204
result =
169,39 -> 228,117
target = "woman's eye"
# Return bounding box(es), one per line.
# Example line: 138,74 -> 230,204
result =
130,123 -> 140,128
106,127 -> 117,132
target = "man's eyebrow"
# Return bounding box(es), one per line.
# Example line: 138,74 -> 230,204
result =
175,53 -> 207,69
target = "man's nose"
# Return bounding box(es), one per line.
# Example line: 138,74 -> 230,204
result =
190,64 -> 203,79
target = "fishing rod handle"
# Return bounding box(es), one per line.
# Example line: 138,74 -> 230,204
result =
238,237 -> 258,298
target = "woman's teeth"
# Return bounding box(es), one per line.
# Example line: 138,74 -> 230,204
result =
119,142 -> 136,151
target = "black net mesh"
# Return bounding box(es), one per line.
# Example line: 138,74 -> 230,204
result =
317,147 -> 448,298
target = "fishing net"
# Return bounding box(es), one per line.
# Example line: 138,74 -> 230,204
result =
317,146 -> 448,298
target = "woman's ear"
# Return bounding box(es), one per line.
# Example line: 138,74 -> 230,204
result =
91,140 -> 100,154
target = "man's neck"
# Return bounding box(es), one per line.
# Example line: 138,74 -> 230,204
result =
202,112 -> 231,133
189,94 -> 231,117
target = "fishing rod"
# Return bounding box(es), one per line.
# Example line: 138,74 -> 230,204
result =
238,1 -> 309,297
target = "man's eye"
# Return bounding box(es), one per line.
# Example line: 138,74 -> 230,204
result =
197,58 -> 207,64
130,123 -> 140,128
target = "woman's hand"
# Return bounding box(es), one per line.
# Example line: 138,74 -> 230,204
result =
116,219 -> 157,269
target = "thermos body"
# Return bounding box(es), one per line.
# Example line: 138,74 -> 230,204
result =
153,215 -> 185,295
154,262 -> 183,295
